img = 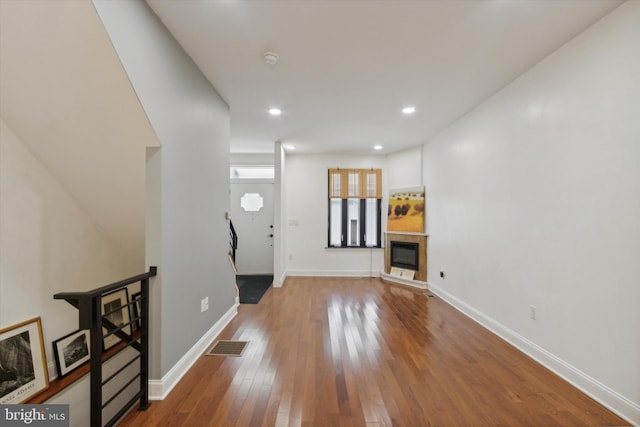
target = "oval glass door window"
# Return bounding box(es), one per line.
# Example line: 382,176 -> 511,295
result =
241,193 -> 264,212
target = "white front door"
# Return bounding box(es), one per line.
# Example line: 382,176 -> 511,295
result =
230,182 -> 274,275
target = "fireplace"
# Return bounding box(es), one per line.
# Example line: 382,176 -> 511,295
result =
390,241 -> 419,271
384,232 -> 428,283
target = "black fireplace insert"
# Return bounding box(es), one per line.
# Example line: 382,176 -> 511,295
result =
390,241 -> 419,270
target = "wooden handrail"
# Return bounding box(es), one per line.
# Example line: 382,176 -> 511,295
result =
55,266 -> 156,300
54,266 -> 156,330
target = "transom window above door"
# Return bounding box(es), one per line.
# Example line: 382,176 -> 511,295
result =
230,166 -> 274,180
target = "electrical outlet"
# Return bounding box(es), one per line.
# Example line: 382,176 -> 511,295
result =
201,297 -> 209,312
530,305 -> 536,320
440,270 -> 446,279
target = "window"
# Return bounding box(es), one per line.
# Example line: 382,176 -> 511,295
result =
230,166 -> 274,180
240,193 -> 264,212
328,168 -> 382,248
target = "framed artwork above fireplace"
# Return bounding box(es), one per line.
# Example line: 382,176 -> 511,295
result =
387,186 -> 425,233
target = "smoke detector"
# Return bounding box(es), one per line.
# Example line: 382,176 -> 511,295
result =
264,51 -> 279,66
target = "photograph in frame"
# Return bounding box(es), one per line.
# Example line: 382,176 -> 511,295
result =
101,288 -> 131,351
131,292 -> 142,332
52,329 -> 90,378
0,317 -> 49,404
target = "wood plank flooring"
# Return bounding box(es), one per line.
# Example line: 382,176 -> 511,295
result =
120,277 -> 628,426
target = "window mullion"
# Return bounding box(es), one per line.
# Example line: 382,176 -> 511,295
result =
376,198 -> 382,248
341,199 -> 348,247
327,197 -> 331,247
359,199 -> 366,247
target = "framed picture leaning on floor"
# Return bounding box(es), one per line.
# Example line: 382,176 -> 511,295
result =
0,317 -> 49,404
52,329 -> 90,378
101,288 -> 131,351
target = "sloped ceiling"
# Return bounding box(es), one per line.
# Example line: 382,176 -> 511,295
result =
0,0 -> 159,263
148,0 -> 623,154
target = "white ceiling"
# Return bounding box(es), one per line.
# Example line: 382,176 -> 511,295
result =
147,0 -> 623,155
0,0 -> 624,263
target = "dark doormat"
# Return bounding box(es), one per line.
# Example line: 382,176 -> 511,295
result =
237,275 -> 273,304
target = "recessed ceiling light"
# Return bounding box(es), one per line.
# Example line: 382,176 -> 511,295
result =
283,144 -> 295,150
264,51 -> 279,66
402,106 -> 416,114
373,145 -> 383,151
269,108 -> 282,116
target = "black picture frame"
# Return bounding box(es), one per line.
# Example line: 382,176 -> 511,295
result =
52,329 -> 90,378
101,288 -> 131,350
131,291 -> 142,332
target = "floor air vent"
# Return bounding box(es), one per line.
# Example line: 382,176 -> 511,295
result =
206,340 -> 248,357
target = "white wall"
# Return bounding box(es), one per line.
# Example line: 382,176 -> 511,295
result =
0,118 -> 136,381
230,153 -> 274,166
93,0 -> 236,383
273,143 -> 287,286
0,0 -> 157,267
285,154 -> 385,276
422,2 -> 639,422
386,146 -> 423,190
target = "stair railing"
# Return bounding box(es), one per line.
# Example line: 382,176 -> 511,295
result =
54,266 -> 157,427
230,220 -> 238,263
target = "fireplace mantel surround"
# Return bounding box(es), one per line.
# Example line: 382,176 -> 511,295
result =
381,232 -> 429,289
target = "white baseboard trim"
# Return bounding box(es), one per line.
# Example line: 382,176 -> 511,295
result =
287,269 -> 381,278
273,271 -> 287,288
428,283 -> 639,425
148,301 -> 239,400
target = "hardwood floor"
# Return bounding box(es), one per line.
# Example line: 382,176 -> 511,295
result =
120,277 -> 628,426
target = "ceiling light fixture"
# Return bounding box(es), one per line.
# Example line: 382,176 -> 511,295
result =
264,51 -> 279,66
373,145 -> 383,151
402,106 -> 416,114
283,144 -> 296,150
268,108 -> 282,116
